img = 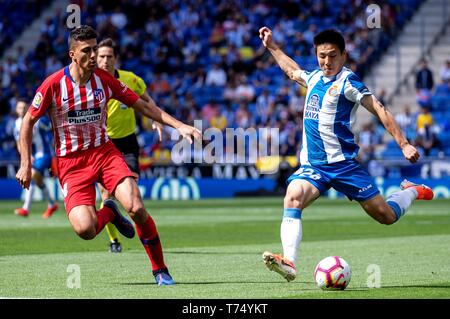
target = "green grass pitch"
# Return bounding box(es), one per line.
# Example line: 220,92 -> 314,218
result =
0,197 -> 449,299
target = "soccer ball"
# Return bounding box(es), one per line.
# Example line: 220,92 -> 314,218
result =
314,256 -> 351,290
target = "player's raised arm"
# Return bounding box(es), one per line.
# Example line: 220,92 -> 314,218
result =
16,112 -> 39,189
360,94 -> 420,164
259,26 -> 306,87
131,97 -> 201,144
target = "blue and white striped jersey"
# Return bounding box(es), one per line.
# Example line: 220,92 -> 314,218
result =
298,66 -> 372,165
14,115 -> 53,158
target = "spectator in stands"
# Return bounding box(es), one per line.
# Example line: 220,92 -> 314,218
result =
415,59 -> 434,108
395,105 -> 416,142
416,59 -> 434,90
235,102 -> 251,128
414,107 -> 443,157
256,89 -> 275,125
439,59 -> 450,84
149,72 -> 171,99
377,88 -> 387,106
235,75 -> 255,102
206,63 -> 227,87
210,104 -> 228,131
357,122 -> 382,164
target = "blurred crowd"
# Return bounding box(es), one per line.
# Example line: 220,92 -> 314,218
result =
0,0 -> 425,163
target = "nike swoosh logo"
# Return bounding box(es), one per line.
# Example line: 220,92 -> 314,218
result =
62,97 -> 69,102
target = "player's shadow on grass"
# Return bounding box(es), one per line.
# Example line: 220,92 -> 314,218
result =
119,281 -> 311,286
168,251 -> 265,255
382,285 -> 450,289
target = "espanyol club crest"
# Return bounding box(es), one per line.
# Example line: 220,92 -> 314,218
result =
328,85 -> 339,97
93,89 -> 104,102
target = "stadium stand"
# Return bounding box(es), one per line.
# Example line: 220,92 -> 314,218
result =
0,0 -> 428,165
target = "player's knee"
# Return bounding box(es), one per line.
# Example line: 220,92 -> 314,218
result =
125,198 -> 145,218
75,226 -> 96,240
284,189 -> 303,209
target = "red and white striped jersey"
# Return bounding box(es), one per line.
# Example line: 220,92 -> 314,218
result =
28,66 -> 140,156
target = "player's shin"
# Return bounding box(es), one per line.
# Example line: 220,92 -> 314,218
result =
135,213 -> 167,271
39,183 -> 55,206
280,208 -> 302,264
386,188 -> 417,222
23,181 -> 36,211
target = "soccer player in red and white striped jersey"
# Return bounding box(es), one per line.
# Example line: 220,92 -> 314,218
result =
16,25 -> 201,286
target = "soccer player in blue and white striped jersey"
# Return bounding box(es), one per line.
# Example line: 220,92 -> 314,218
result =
14,100 -> 58,218
259,27 -> 434,282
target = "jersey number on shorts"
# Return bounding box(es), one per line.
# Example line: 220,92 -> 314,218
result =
294,167 -> 321,180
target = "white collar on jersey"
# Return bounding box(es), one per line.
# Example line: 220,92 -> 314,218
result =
321,67 -> 346,83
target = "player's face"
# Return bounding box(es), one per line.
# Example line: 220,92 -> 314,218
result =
16,101 -> 27,118
97,47 -> 116,75
69,39 -> 98,71
316,43 -> 346,76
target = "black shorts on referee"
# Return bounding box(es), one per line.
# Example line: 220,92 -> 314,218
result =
111,133 -> 140,175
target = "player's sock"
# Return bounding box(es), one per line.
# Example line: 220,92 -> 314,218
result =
386,188 -> 418,221
23,182 -> 36,211
135,213 -> 166,271
280,208 -> 302,264
39,184 -> 55,207
95,206 -> 115,234
99,201 -> 120,242
105,223 -> 120,243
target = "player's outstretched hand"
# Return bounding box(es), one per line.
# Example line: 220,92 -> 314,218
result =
402,143 -> 420,163
177,124 -> 202,144
152,121 -> 164,142
259,26 -> 275,49
16,166 -> 32,190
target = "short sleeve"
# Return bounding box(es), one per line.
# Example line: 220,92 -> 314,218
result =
28,80 -> 53,118
344,74 -> 372,104
104,71 -> 140,106
133,74 -> 147,96
294,69 -> 320,87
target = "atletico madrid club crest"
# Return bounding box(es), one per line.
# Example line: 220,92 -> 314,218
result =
93,89 -> 104,102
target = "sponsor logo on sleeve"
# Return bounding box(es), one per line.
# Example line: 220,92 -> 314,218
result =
32,92 -> 43,109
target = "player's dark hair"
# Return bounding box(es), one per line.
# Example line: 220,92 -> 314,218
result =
313,29 -> 345,53
98,38 -> 119,57
68,25 -> 98,49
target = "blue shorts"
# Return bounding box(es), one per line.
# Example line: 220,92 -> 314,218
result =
33,154 -> 52,175
287,159 -> 380,202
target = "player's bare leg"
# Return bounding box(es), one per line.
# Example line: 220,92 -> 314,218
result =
68,200 -> 135,240
33,170 -> 58,218
68,205 -> 99,240
360,181 -> 433,225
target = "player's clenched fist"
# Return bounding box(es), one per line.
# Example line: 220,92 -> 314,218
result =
402,144 -> 420,164
259,26 -> 275,49
16,166 -> 31,190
